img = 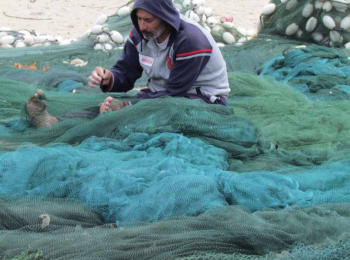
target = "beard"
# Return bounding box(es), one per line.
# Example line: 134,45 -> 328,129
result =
142,22 -> 167,40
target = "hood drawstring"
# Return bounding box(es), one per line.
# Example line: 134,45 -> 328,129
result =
167,31 -> 178,61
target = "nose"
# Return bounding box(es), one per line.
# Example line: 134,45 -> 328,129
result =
139,20 -> 147,31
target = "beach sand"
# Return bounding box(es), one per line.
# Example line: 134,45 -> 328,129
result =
0,0 -> 270,39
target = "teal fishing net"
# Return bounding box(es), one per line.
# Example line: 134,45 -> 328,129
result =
1,0 -> 350,259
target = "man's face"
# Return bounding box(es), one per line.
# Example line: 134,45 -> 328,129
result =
136,9 -> 166,40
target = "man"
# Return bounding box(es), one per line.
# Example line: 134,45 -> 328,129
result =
26,0 -> 230,127
89,0 -> 230,113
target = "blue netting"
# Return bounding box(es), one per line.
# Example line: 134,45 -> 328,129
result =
259,46 -> 350,101
1,133 -> 349,226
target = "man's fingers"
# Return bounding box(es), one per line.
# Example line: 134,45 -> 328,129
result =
92,70 -> 104,81
95,67 -> 106,79
88,73 -> 104,87
88,82 -> 96,88
88,67 -> 109,88
88,76 -> 98,88
91,77 -> 100,85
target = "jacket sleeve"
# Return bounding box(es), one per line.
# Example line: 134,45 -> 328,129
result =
104,32 -> 143,93
139,24 -> 213,99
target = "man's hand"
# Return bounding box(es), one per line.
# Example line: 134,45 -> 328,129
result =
88,67 -> 112,88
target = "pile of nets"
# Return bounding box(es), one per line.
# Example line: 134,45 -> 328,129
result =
260,0 -> 350,48
0,0 -> 350,259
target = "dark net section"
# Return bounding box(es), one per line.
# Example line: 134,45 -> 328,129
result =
1,198 -> 350,260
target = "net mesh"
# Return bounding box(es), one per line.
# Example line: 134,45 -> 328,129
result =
259,0 -> 350,48
1,0 -> 350,259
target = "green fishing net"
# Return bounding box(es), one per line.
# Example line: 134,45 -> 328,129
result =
1,0 -> 350,259
260,0 -> 350,48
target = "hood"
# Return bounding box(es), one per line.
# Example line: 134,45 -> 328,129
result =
130,0 -> 181,36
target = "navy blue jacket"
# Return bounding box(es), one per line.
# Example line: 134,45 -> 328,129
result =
105,0 -> 230,102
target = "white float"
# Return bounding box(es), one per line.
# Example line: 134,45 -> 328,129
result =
195,6 -> 205,15
302,4 -> 314,18
262,4 -> 276,16
323,15 -> 336,30
117,6 -> 131,17
322,1 -> 333,12
34,35 -> 47,43
46,35 -> 54,41
204,7 -> 213,17
54,36 -> 63,44
96,14 -> 109,25
60,39 -> 73,45
286,0 -> 298,11
329,30 -> 343,43
91,25 -> 105,35
94,43 -> 104,50
110,31 -> 124,44
296,29 -> 304,38
186,10 -> 200,22
15,41 -> 26,48
340,15 -> 350,30
0,35 -> 15,45
104,43 -> 113,51
207,17 -> 217,28
332,0 -> 348,12
182,0 -> 191,9
0,32 -> 7,40
18,30 -> 31,35
223,32 -> 235,44
192,0 -> 202,9
97,34 -> 110,43
305,17 -> 318,32
85,29 -> 91,37
23,35 -> 34,45
285,23 -> 299,36
314,0 -> 324,10
237,28 -> 247,36
222,22 -> 234,29
312,32 -> 323,42
246,29 -> 257,36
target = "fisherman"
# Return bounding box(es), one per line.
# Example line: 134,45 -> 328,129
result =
26,0 -> 230,127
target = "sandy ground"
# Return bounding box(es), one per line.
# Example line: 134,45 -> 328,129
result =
0,0 -> 270,39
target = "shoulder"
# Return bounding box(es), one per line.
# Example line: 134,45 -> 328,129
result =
173,17 -> 213,60
128,27 -> 142,47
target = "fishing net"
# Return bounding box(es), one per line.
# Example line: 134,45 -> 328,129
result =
260,0 -> 350,48
1,0 -> 350,259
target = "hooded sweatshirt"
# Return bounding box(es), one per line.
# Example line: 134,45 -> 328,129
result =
105,0 -> 230,103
